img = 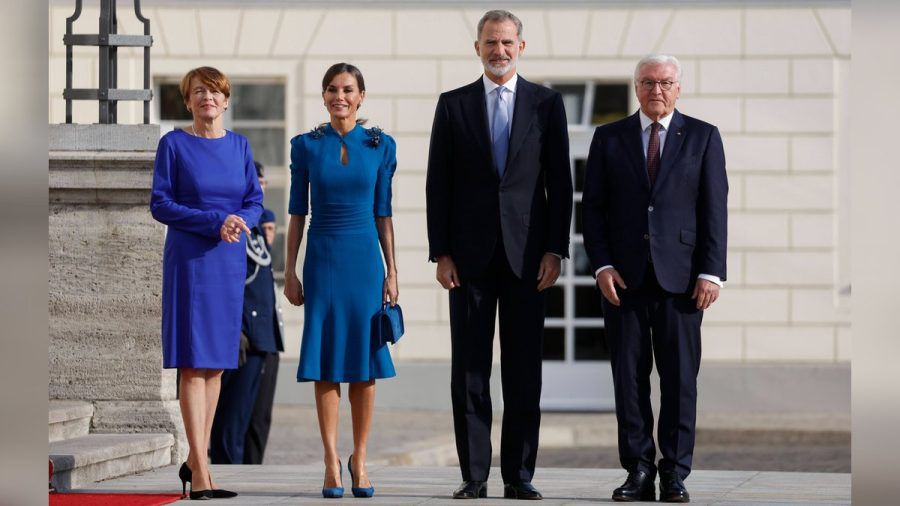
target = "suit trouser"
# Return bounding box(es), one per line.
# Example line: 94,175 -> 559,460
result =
601,262 -> 702,480
243,351 -> 279,464
209,352 -> 265,464
449,242 -> 546,484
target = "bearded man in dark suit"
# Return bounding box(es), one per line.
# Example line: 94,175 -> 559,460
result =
426,9 -> 573,501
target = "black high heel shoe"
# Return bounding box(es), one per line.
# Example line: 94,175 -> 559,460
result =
179,462 -> 238,499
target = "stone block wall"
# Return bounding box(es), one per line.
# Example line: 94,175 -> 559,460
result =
49,126 -> 186,462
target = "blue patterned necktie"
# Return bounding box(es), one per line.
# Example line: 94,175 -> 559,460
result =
491,86 -> 509,177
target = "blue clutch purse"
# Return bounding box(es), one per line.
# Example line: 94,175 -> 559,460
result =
376,303 -> 404,346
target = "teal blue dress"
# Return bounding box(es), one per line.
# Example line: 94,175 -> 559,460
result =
289,123 -> 397,382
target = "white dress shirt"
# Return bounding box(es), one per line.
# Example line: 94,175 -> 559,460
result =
594,110 -> 723,288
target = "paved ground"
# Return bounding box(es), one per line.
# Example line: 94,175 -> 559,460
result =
535,444 -> 850,473
263,405 -> 850,473
264,361 -> 850,474
74,464 -> 850,505
65,363 -> 851,502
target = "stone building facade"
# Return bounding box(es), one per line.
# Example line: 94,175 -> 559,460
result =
48,2 -> 851,387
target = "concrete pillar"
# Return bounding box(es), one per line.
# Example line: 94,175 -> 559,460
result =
49,124 -> 186,463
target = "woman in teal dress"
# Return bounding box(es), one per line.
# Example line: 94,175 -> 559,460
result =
284,63 -> 398,498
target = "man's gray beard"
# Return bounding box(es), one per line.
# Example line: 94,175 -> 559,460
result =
485,59 -> 515,78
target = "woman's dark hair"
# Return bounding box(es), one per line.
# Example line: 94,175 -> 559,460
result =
321,62 -> 366,94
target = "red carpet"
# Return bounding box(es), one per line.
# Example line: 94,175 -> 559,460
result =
49,492 -> 182,505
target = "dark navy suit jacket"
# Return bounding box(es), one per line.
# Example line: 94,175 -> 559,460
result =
426,76 -> 573,280
582,109 -> 728,294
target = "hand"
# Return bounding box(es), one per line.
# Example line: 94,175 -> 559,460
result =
238,332 -> 249,367
383,272 -> 399,306
283,275 -> 304,306
220,214 -> 251,243
536,253 -> 561,291
596,268 -> 627,306
692,278 -> 720,310
435,255 -> 460,290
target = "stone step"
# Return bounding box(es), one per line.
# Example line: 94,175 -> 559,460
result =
49,433 -> 174,492
49,400 -> 93,443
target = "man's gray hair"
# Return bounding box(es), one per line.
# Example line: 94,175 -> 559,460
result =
633,54 -> 682,82
477,10 -> 524,40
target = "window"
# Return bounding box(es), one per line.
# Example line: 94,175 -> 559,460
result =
230,83 -> 286,167
553,84 -> 586,124
156,79 -> 288,276
542,80 -> 631,362
545,81 -> 630,129
592,83 -> 630,125
158,84 -> 191,121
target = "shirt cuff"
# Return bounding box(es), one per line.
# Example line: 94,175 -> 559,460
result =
594,265 -> 614,278
698,273 -> 724,287
547,252 -> 563,259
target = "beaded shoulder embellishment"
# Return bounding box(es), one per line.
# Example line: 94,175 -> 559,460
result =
365,126 -> 383,148
308,124 -> 327,139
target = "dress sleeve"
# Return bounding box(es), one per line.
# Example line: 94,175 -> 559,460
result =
235,137 -> 264,228
288,135 -> 309,216
149,135 -> 227,238
374,134 -> 397,217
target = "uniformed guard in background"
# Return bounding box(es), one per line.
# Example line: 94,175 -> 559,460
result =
210,163 -> 284,464
243,208 -> 284,464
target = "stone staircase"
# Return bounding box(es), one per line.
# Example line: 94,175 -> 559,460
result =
49,400 -> 175,491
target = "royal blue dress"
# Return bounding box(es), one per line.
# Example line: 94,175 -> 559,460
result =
289,123 -> 397,382
150,129 -> 264,369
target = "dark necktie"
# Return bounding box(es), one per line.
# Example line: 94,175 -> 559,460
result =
647,121 -> 661,187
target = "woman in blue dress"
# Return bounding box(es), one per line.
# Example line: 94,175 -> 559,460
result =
284,63 -> 398,498
150,66 -> 263,500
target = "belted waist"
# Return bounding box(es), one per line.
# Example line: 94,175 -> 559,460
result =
308,203 -> 376,235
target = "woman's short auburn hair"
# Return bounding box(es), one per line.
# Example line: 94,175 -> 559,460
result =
179,66 -> 231,101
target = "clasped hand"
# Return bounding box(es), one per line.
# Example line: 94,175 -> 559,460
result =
220,214 -> 251,243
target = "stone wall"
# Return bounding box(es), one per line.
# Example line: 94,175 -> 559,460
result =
49,124 -> 185,462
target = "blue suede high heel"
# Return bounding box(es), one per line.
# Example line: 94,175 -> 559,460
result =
322,460 -> 344,499
348,454 -> 375,498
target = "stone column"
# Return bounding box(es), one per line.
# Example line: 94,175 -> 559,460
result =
49,124 -> 186,463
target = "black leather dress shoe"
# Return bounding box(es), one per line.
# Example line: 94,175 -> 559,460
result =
612,469 -> 656,502
658,471 -> 690,503
453,481 -> 487,499
503,482 -> 543,500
